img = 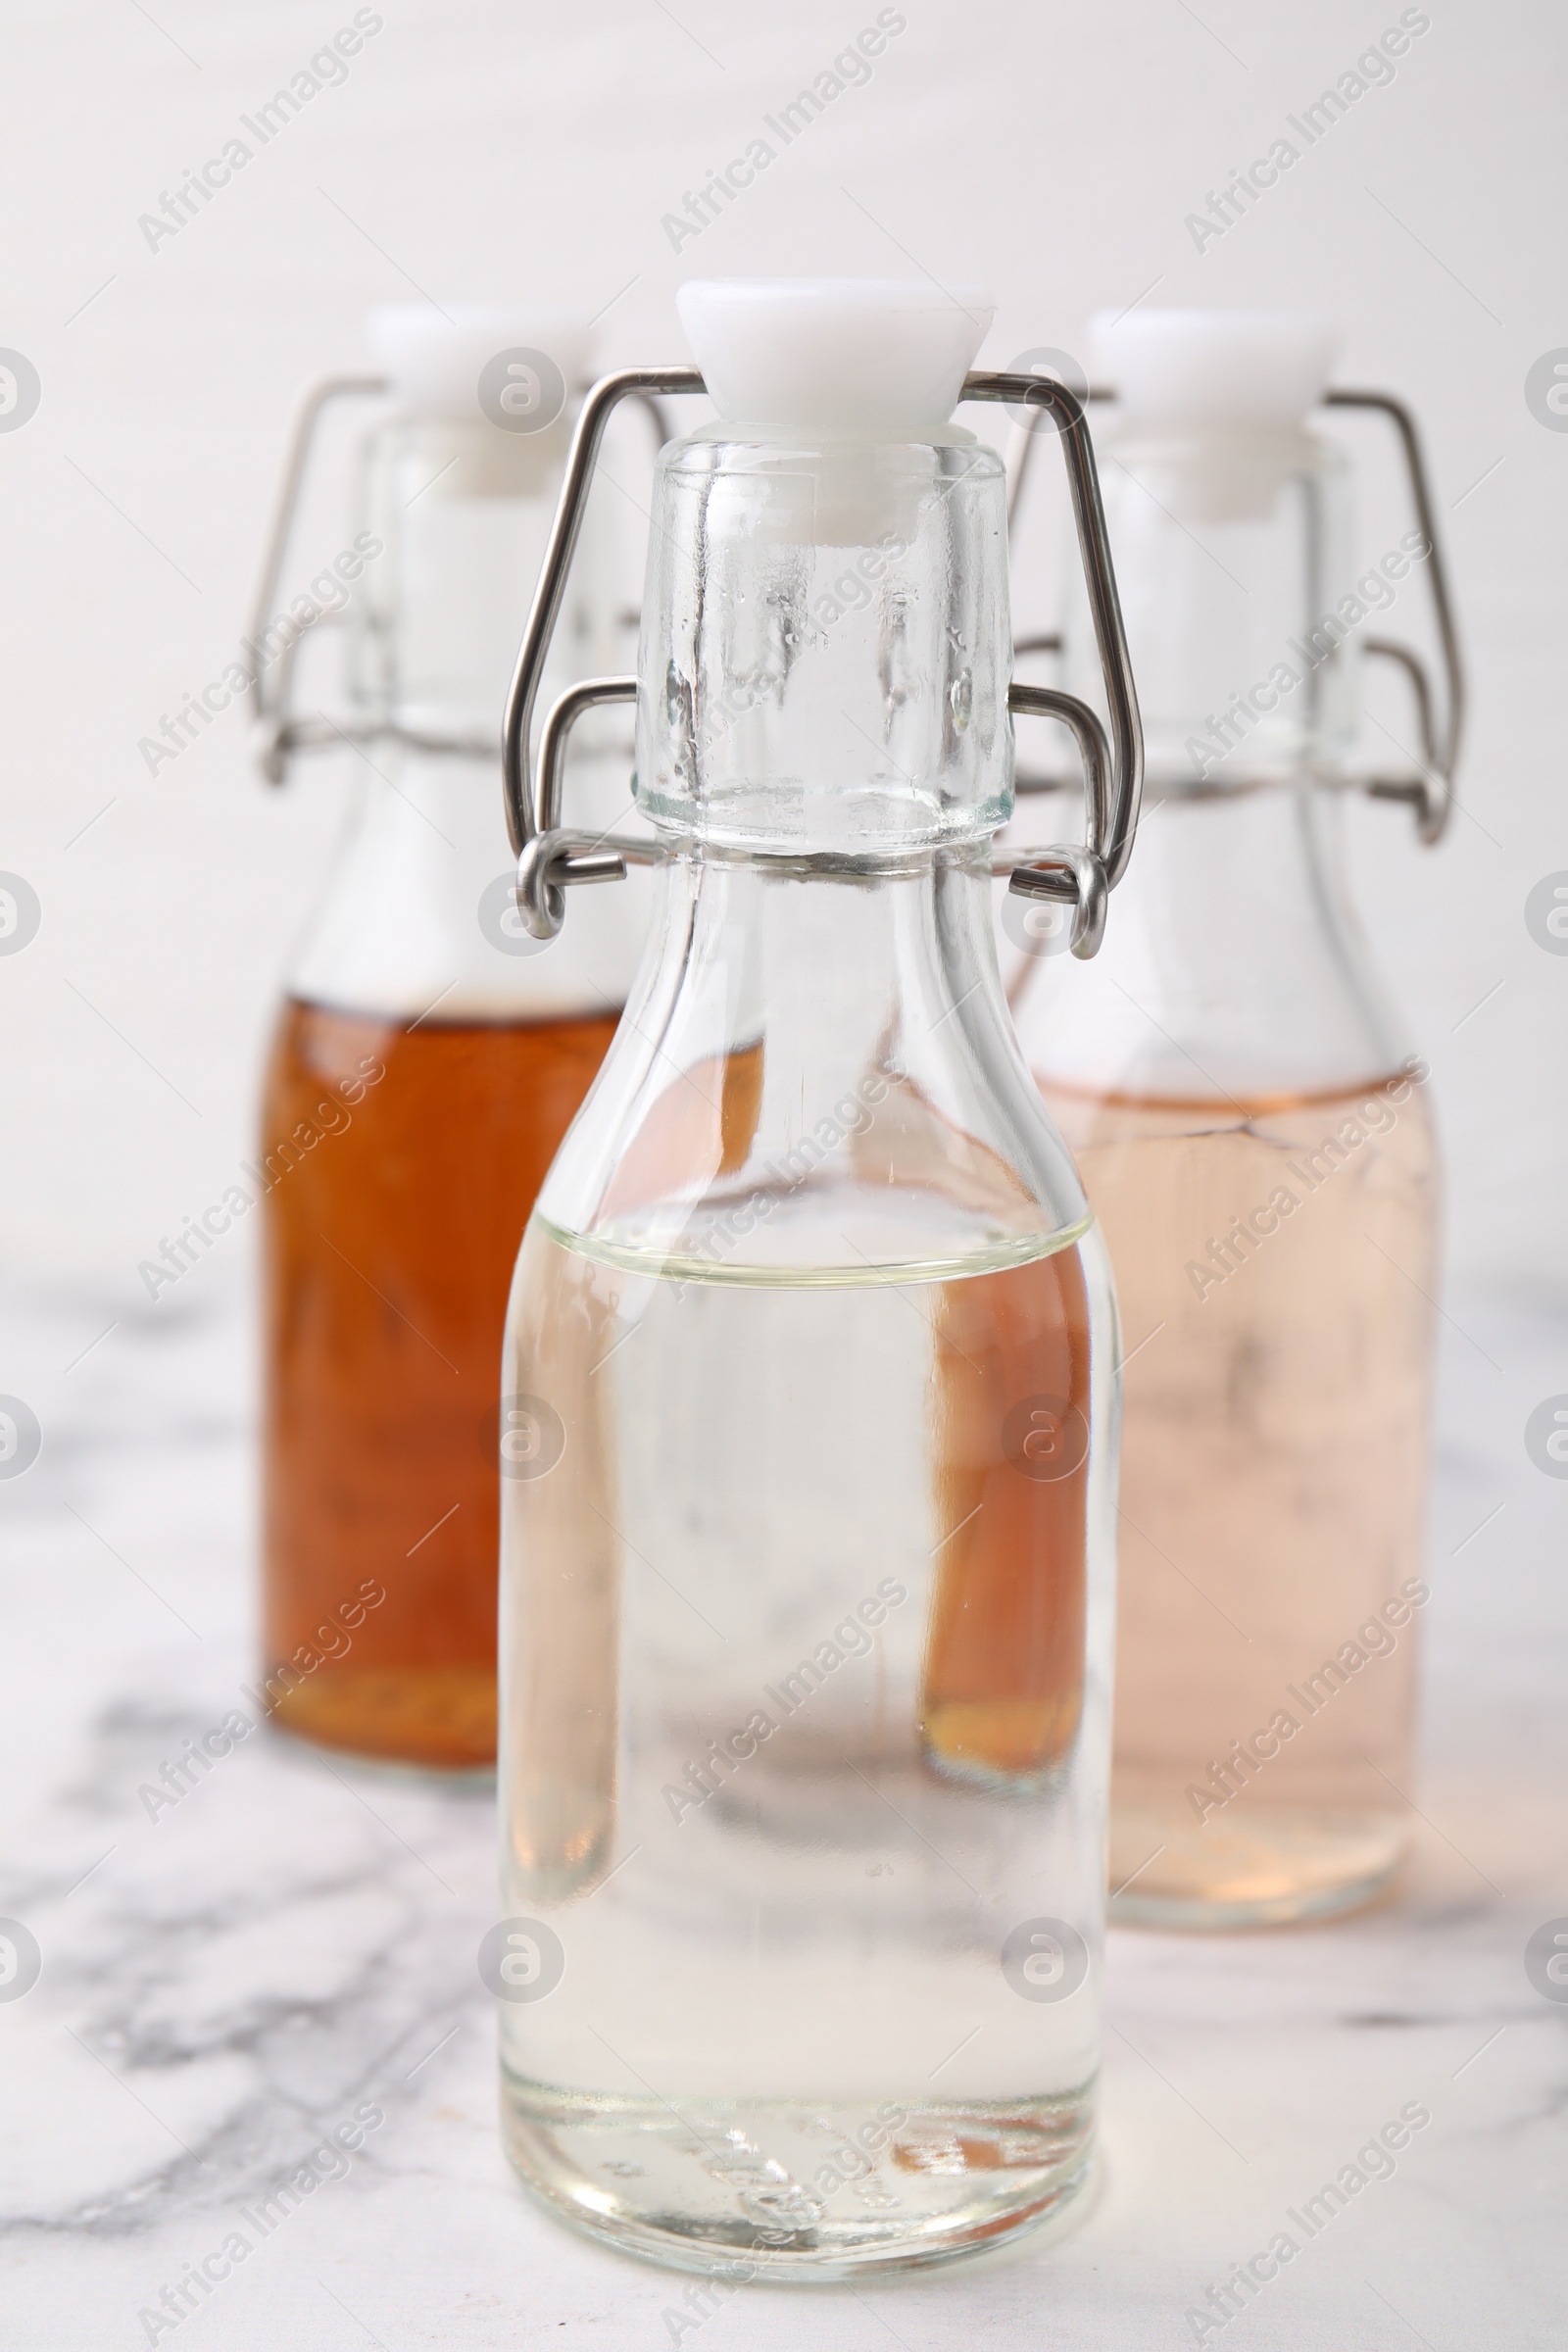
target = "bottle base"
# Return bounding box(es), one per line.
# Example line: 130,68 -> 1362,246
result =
500,2070 -> 1096,2280
267,1667 -> 496,1776
266,1712 -> 495,1790
1109,1802 -> 1410,1930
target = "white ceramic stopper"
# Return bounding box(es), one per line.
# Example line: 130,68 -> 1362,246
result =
1089,309 -> 1337,429
367,305 -> 595,420
677,278 -> 996,435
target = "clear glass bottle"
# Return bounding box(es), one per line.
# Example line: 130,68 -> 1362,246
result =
1005,311 -> 1446,1928
496,281 -> 1134,2277
256,307 -> 645,1773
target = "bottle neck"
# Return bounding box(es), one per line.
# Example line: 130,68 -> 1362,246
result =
283,408 -> 640,1024
535,846 -> 1088,1276
634,431 -> 1011,857
350,411 -> 623,743
1061,423 -> 1359,796
1008,780 -> 1412,1105
285,746 -> 648,1023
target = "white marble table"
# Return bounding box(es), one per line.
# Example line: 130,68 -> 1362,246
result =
4,1267 -> 1565,2350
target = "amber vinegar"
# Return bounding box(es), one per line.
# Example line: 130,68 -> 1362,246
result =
261,998 -> 616,1770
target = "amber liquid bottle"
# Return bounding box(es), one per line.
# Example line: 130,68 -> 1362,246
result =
261,1004 -> 618,1768
257,307 -> 645,1770
1005,310 -> 1443,1926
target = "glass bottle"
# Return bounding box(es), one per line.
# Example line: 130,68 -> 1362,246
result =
1004,310 -> 1458,1929
493,279 -> 1144,2278
253,307 -> 645,1772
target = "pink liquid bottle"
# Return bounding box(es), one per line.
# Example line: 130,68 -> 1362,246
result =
1004,310 -> 1463,1929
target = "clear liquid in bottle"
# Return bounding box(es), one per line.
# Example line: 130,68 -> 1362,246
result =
500,1182 -> 1111,2274
494,273 -> 1130,2277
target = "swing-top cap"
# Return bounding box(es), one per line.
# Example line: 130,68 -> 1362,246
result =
1089,308 -> 1337,429
677,277 -> 996,436
367,305 -> 595,421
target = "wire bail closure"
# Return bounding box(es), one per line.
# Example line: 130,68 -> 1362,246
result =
1324,389 -> 1465,844
502,368 -> 1144,958
1007,382 -> 1464,846
244,368 -> 627,787
244,374 -> 388,786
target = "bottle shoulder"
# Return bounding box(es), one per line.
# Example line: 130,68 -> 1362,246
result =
531,856 -> 1092,1283
1005,786 -> 1418,1103
285,752 -> 651,1022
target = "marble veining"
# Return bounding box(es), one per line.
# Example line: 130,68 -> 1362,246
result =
3,1281 -> 1566,2348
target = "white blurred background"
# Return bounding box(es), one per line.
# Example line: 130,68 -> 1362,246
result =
2,0 -> 1562,1323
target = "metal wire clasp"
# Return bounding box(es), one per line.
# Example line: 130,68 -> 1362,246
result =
501,368 -> 1144,956
1324,389 -> 1465,844
505,367 -> 703,939
245,369 -> 630,787
1007,382 -> 1464,846
244,373 -> 386,786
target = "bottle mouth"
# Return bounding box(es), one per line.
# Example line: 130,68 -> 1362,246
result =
676,277 -> 996,437
366,304 -> 595,423
1089,307 -> 1337,432
1086,309 -> 1340,522
637,318 -> 1013,863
